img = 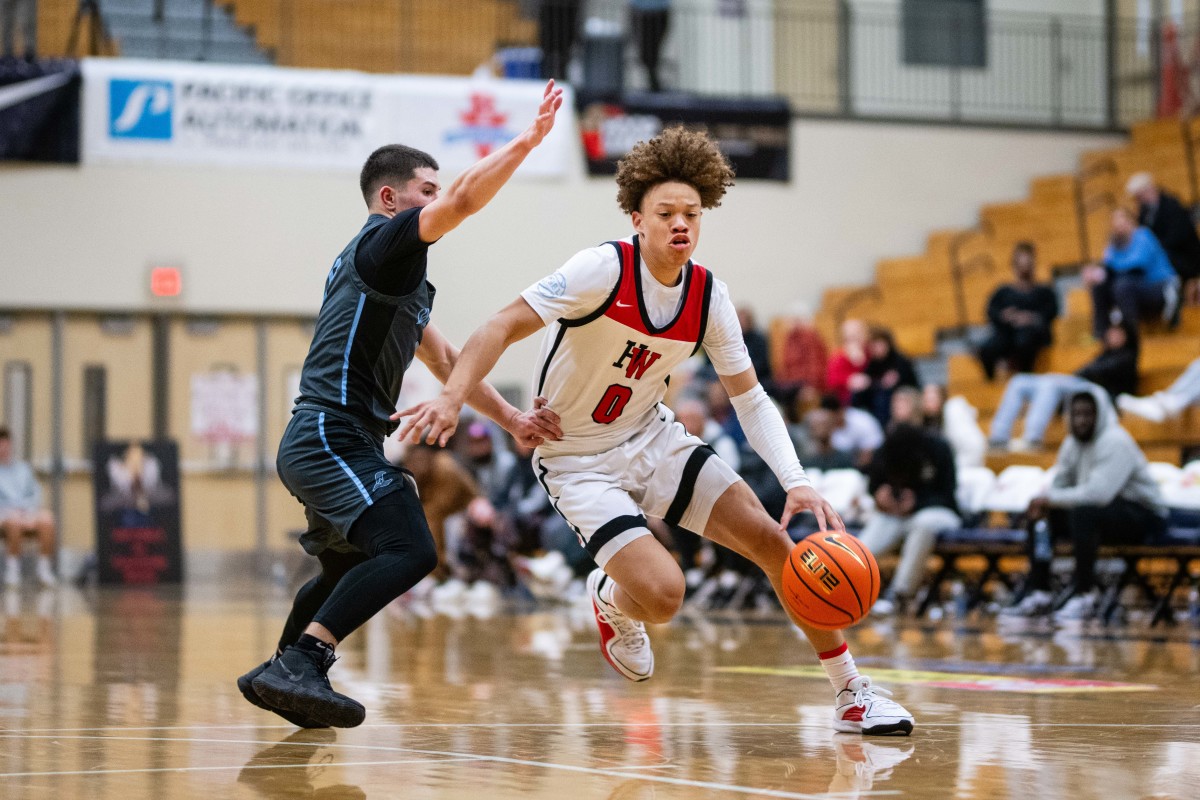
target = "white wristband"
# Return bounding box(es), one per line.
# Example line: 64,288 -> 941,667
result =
727,384 -> 811,491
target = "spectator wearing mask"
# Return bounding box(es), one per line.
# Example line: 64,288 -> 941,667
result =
852,326 -> 919,427
1127,171 -> 1200,305
1006,388 -> 1167,620
859,396 -> 960,616
977,242 -> 1059,380
1084,207 -> 1179,338
989,320 -> 1139,451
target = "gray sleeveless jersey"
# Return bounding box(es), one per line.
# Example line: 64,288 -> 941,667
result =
295,217 -> 435,435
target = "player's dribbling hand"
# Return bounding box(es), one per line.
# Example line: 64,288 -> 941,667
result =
392,394 -> 462,447
779,485 -> 846,534
508,396 -> 563,449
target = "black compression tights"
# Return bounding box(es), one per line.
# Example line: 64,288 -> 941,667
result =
277,490 -> 438,651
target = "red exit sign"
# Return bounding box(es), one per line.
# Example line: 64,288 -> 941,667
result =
150,266 -> 182,297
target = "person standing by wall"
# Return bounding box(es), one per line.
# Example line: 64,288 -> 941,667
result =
630,0 -> 670,92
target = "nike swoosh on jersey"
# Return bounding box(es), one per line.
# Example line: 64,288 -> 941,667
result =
615,301 -> 633,308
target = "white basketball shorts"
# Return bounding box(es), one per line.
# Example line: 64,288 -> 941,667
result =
532,404 -> 741,567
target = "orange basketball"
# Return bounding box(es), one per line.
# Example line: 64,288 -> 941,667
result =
781,531 -> 880,630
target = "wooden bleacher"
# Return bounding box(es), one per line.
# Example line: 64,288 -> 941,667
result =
221,0 -> 536,75
811,115 -> 1200,470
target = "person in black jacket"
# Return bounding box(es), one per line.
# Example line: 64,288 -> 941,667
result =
852,326 -> 919,427
1128,172 -> 1200,305
977,242 -> 1059,379
987,320 -> 1139,449
858,415 -> 960,615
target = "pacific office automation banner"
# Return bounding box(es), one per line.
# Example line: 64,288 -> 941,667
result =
580,94 -> 790,181
79,58 -> 572,175
93,440 -> 184,585
0,59 -> 81,162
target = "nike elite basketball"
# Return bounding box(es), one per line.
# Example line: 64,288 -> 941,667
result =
782,532 -> 880,630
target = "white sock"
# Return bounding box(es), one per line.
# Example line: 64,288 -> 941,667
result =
598,573 -> 617,607
36,555 -> 52,571
819,642 -> 861,692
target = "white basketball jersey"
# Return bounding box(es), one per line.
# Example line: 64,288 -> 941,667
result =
530,238 -> 714,457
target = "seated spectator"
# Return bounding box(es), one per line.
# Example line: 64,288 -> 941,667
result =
673,396 -> 740,469
737,306 -> 772,388
977,242 -> 1059,380
859,408 -> 960,615
988,320 -> 1139,450
887,386 -> 923,428
403,443 -> 481,581
800,407 -> 857,471
821,394 -> 884,468
1127,171 -> 1200,305
1084,207 -> 1179,338
705,380 -> 746,448
0,427 -> 56,587
1118,356 -> 1200,422
454,497 -> 517,589
826,318 -> 868,406
457,420 -> 516,500
696,304 -> 778,391
922,384 -> 987,469
771,309 -> 829,406
852,326 -> 919,427
1005,389 -> 1168,620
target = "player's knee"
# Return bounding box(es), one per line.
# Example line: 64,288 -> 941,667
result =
641,576 -> 685,623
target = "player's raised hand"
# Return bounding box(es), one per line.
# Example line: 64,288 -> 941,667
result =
507,395 -> 563,448
523,79 -> 564,148
392,394 -> 463,447
779,485 -> 846,534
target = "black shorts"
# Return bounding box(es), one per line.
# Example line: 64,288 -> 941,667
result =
277,407 -> 416,555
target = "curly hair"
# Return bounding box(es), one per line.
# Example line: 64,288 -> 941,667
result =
614,126 -> 736,214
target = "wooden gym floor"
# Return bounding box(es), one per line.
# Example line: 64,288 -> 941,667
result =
0,583 -> 1198,799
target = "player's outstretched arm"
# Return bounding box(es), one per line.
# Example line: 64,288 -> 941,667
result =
417,80 -> 564,243
395,298 -> 547,446
411,323 -> 561,448
719,367 -> 845,533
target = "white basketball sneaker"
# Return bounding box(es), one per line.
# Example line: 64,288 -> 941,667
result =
834,676 -> 914,736
587,568 -> 654,682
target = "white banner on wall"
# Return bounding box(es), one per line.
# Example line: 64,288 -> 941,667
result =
191,371 -> 258,444
80,58 -> 572,176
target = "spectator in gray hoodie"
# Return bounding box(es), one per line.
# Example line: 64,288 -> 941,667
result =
1006,387 -> 1167,620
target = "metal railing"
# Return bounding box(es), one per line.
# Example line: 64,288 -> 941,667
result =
51,0 -> 1188,132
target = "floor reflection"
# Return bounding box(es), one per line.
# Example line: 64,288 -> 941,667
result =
0,584 -> 1195,799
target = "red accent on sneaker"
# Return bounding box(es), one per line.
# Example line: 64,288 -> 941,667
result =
818,642 -> 850,660
841,705 -> 866,722
592,598 -> 623,673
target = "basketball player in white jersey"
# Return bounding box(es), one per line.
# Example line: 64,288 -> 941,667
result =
398,127 -> 913,735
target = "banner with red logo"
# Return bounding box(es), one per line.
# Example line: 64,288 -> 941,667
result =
579,93 -> 790,181
79,59 -> 573,177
